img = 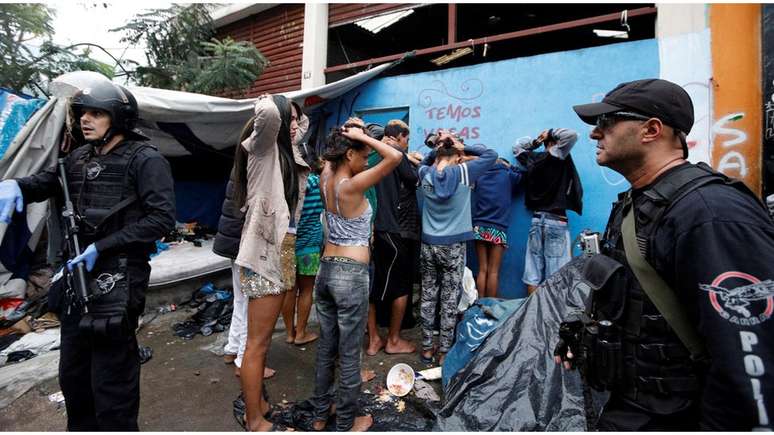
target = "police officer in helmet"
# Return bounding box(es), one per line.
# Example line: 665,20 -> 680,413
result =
0,79 -> 175,430
554,79 -> 774,430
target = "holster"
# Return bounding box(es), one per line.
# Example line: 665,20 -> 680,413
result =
78,255 -> 131,338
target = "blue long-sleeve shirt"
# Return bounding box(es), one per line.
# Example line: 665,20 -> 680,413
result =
472,161 -> 523,231
418,145 -> 497,244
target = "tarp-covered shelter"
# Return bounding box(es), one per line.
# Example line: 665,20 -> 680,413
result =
0,59 -> 401,294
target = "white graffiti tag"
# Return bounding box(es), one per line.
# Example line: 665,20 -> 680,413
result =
712,112 -> 748,177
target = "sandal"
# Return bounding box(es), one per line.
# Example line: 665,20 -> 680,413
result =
420,353 -> 434,364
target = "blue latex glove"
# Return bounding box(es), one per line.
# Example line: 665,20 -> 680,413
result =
0,180 -> 23,223
67,243 -> 99,272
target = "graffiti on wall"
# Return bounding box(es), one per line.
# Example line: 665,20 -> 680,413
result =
713,112 -> 749,178
417,79 -> 484,143
765,80 -> 774,141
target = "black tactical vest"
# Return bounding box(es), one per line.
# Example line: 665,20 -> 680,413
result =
66,140 -> 153,254
593,162 -> 764,414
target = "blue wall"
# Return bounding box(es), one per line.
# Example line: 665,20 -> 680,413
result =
325,39 -> 660,298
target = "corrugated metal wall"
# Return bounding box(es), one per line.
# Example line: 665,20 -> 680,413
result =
216,4 -> 304,97
328,3 -> 420,28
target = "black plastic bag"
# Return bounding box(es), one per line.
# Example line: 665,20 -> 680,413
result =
437,255 -> 601,431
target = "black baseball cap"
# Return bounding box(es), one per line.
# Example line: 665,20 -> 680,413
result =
573,78 -> 694,157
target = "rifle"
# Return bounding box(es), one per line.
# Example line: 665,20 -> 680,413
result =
58,158 -> 89,313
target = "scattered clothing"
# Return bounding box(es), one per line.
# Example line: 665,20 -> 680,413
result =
0,327 -> 60,365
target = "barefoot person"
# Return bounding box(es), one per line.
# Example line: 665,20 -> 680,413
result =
234,94 -> 309,431
281,158 -> 323,346
309,123 -> 402,431
366,120 -> 418,356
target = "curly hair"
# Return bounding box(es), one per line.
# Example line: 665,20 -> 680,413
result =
323,128 -> 367,170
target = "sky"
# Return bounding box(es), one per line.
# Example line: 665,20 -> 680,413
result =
42,1 -> 175,83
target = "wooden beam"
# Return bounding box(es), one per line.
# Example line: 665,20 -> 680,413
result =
448,3 -> 457,44
325,6 -> 657,74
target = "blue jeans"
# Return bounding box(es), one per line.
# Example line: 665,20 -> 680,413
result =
310,256 -> 369,431
523,212 -> 572,285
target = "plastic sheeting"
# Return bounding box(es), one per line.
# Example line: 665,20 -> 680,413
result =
0,90 -> 46,159
436,255 -> 595,431
442,296 -> 526,387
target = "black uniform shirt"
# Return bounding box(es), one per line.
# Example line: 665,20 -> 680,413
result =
612,163 -> 774,430
16,141 -> 176,259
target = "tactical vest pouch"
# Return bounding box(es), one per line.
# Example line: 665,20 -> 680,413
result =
582,321 -> 623,390
78,255 -> 131,338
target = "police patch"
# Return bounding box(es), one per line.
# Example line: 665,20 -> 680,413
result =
85,161 -> 103,180
699,271 -> 774,326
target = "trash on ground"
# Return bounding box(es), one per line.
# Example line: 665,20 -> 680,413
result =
413,379 -> 441,402
0,328 -> 60,366
6,350 -> 35,363
386,363 -> 414,397
158,304 -> 177,314
48,391 -> 65,404
417,366 -> 442,381
139,345 -> 153,364
30,312 -> 59,331
269,390 -> 438,432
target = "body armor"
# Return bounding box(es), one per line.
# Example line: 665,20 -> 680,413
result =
64,140 -> 153,336
67,140 -> 152,251
587,162 -> 763,414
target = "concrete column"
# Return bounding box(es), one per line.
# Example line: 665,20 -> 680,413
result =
655,4 -> 708,38
301,3 -> 328,89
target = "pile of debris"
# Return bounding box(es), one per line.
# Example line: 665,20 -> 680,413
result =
172,282 -> 233,339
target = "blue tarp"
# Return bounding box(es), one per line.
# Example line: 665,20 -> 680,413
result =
0,90 -> 46,159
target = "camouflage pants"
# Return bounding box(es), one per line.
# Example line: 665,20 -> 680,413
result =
420,242 -> 465,353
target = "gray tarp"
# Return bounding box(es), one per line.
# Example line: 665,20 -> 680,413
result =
0,98 -> 64,298
436,255 -> 596,431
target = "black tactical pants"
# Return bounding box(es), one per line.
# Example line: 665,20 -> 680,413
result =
597,394 -> 700,431
58,261 -> 148,431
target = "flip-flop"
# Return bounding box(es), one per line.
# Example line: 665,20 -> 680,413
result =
293,334 -> 319,346
420,353 -> 434,364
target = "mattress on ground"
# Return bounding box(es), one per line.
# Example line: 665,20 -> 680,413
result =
149,239 -> 230,287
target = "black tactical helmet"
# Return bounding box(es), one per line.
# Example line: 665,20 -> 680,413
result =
71,81 -> 139,133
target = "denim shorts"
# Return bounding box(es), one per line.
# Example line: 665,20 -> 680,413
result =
522,213 -> 572,286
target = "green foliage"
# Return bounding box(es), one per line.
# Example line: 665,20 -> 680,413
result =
0,4 -> 115,96
190,37 -> 269,94
111,4 -> 214,91
112,4 -> 267,95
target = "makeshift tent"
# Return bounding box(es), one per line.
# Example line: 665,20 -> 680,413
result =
0,59 -> 402,290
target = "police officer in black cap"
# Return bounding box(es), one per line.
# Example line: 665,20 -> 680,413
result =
0,79 -> 175,430
554,78 -> 774,430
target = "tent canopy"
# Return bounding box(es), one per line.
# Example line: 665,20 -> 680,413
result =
51,60 -> 400,157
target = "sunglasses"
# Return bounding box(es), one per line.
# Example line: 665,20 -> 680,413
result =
596,111 -> 653,131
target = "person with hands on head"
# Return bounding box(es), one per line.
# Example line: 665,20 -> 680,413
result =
308,122 -> 401,432
417,131 -> 497,365
231,93 -> 309,432
365,120 -> 418,358
513,126 -> 582,295
556,78 -> 774,431
0,79 -> 175,431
